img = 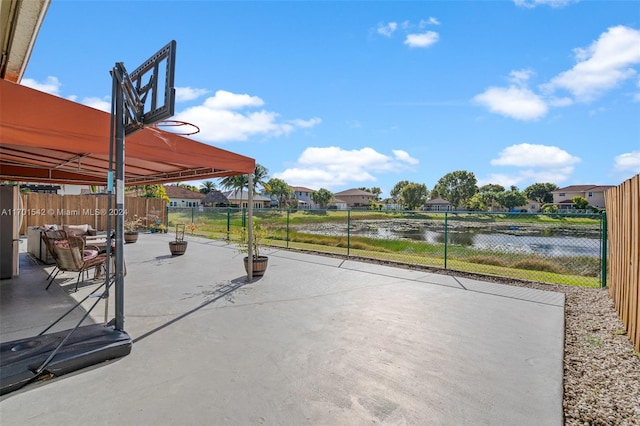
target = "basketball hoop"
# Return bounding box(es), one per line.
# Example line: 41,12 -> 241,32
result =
151,119 -> 200,136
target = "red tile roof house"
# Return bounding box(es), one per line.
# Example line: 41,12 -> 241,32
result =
551,185 -> 615,210
164,185 -> 206,208
333,189 -> 376,209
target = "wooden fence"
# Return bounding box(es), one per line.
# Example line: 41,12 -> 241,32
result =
18,193 -> 166,234
605,174 -> 640,352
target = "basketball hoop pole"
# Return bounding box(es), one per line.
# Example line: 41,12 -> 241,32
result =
111,63 -> 128,332
108,41 -> 177,332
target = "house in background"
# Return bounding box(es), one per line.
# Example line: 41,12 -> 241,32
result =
292,186 -> 316,209
333,189 -> 376,209
165,185 -> 205,207
551,185 -> 615,209
201,190 -> 229,207
328,197 -> 348,210
422,198 -> 452,212
223,190 -> 271,209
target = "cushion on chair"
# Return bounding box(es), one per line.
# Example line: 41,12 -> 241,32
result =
54,240 -> 70,249
63,224 -> 89,235
83,250 -> 99,261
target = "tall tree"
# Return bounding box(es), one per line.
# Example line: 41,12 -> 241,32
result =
477,184 -> 505,211
432,170 -> 478,208
496,189 -> 527,211
401,183 -> 429,210
139,184 -> 170,202
219,163 -> 269,207
199,181 -> 216,194
390,180 -> 410,199
310,188 -> 333,208
524,183 -> 558,204
265,178 -> 293,208
358,187 -> 382,200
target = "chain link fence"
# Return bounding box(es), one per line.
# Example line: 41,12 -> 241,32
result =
168,207 -> 606,288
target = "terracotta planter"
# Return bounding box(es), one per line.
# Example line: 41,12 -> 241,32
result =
124,232 -> 139,244
243,255 -> 269,277
169,241 -> 188,256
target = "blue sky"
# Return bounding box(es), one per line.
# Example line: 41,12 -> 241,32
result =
22,0 -> 640,198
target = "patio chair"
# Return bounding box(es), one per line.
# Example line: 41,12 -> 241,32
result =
45,235 -> 107,292
40,230 -> 68,281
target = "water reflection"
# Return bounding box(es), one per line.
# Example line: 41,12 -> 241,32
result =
349,225 -> 600,258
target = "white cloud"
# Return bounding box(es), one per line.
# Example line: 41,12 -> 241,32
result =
404,31 -> 439,48
473,86 -> 548,120
80,97 -> 111,112
174,90 -> 319,142
203,90 -> 264,110
289,118 -> 322,128
175,87 -> 209,102
613,151 -> 640,173
393,149 -> 419,165
481,143 -> 580,188
420,16 -> 440,28
513,0 -> 577,8
377,22 -> 398,37
509,69 -> 535,86
491,143 -> 581,168
274,146 -> 419,190
475,26 -> 640,120
21,76 -> 61,95
542,26 -> 640,102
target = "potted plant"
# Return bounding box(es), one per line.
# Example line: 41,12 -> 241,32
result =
124,215 -> 141,243
238,221 -> 269,277
169,224 -> 188,255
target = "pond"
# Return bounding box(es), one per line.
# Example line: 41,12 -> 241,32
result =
297,221 -> 602,258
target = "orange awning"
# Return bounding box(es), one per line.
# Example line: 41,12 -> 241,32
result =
0,79 -> 255,185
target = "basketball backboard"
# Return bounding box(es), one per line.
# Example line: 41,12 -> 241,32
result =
123,40 -> 176,135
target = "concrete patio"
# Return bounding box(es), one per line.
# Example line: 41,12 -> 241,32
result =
0,232 -> 565,425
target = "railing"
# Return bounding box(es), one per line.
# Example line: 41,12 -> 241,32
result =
605,174 -> 640,352
169,207 -> 606,288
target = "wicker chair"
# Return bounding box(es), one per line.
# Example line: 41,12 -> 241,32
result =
40,229 -> 69,281
45,235 -> 106,292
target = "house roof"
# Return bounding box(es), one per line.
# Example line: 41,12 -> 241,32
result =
554,185 -> 615,192
424,197 -> 451,205
202,190 -> 229,205
0,79 -> 255,185
334,188 -> 374,196
223,190 -> 271,201
292,186 -> 314,192
164,185 -> 205,199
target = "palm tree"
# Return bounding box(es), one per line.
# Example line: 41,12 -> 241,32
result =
218,163 -> 269,208
219,175 -> 248,207
199,181 -> 216,194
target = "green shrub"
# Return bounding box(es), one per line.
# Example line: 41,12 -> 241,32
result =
512,258 -> 566,274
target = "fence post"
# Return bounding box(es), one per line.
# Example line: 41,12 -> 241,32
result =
444,212 -> 448,269
347,209 -> 351,257
286,209 -> 290,249
601,211 -> 608,288
226,207 -> 231,241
